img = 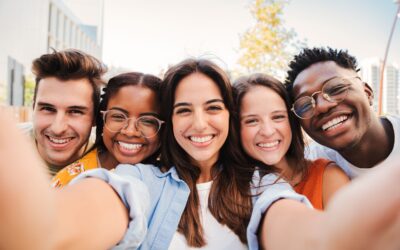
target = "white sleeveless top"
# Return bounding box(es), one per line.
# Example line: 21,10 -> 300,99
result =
168,181 -> 248,250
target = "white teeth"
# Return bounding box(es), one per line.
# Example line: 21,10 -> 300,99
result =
257,141 -> 279,148
322,115 -> 348,131
49,137 -> 71,144
118,141 -> 142,150
189,135 -> 213,143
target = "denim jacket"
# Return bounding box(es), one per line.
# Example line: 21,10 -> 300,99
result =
73,164 -> 310,250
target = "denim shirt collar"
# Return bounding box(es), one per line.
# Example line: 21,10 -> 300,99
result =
152,165 -> 182,183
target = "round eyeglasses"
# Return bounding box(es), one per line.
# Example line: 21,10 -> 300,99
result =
291,76 -> 360,119
101,110 -> 164,138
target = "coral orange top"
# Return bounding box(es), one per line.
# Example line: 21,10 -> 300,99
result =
294,158 -> 332,210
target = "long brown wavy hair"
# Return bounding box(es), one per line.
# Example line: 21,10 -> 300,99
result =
161,59 -> 253,247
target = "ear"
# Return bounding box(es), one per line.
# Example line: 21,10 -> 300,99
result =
363,82 -> 374,106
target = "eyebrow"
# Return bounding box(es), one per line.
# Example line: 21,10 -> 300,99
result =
36,102 -> 89,111
109,107 -> 160,118
173,98 -> 224,109
240,114 -> 257,120
109,107 -> 128,115
36,102 -> 54,107
140,112 -> 161,118
295,75 -> 341,99
241,110 -> 287,119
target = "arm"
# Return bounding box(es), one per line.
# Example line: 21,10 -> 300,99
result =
322,162 -> 350,207
53,179 -> 129,249
0,110 -> 54,249
0,111 -> 129,249
259,157 -> 400,250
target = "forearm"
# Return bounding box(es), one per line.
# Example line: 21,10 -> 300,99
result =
323,157 -> 400,249
0,111 -> 55,249
259,157 -> 400,250
260,199 -> 325,250
52,178 -> 129,249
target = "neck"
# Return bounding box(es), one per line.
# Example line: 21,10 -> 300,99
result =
195,159 -> 217,184
339,117 -> 394,168
274,157 -> 302,186
98,150 -> 119,170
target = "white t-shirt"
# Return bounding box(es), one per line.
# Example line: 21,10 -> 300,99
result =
168,181 -> 248,250
306,115 -> 400,178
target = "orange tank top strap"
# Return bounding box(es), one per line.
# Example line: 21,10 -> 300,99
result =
294,158 -> 332,210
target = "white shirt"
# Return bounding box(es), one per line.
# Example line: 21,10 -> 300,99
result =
168,181 -> 248,250
306,115 -> 400,178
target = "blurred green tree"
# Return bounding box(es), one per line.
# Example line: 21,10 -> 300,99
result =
237,0 -> 303,79
24,75 -> 35,107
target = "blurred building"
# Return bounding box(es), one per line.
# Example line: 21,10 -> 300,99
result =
360,58 -> 400,115
0,0 -> 104,106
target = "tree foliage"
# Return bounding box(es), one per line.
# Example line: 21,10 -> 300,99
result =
237,0 -> 301,78
24,76 -> 35,107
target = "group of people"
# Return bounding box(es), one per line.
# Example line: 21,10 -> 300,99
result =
0,47 -> 399,250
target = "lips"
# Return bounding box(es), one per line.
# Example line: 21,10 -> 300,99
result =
189,135 -> 213,143
187,134 -> 215,147
321,115 -> 349,131
46,135 -> 74,149
117,141 -> 143,155
257,140 -> 279,148
48,136 -> 72,144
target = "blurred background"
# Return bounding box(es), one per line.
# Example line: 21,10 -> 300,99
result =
0,0 -> 399,121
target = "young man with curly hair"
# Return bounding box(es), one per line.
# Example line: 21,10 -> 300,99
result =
285,47 -> 398,178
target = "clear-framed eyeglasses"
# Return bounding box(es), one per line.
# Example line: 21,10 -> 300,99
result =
101,110 -> 164,138
291,76 -> 361,119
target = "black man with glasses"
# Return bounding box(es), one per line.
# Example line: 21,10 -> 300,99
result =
285,47 -> 399,178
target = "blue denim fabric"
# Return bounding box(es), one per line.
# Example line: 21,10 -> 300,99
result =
73,165 -> 310,250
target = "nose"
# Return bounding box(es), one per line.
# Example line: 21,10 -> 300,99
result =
120,118 -> 142,137
192,110 -> 207,131
258,119 -> 275,137
313,92 -> 338,116
50,113 -> 68,135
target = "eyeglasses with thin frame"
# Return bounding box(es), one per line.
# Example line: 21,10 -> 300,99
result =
291,76 -> 361,119
101,110 -> 164,138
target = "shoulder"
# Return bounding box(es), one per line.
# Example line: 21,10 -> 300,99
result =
115,164 -> 184,186
322,161 -> 349,183
321,161 -> 350,206
306,141 -> 333,159
114,163 -> 161,179
385,115 -> 400,132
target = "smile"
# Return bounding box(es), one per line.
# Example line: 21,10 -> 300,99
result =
118,141 -> 143,151
257,140 -> 279,148
322,115 -> 349,131
47,136 -> 72,145
189,135 -> 214,143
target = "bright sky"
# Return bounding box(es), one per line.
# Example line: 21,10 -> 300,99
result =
94,0 -> 400,74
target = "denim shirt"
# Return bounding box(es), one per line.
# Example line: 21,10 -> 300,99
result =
72,164 -> 310,250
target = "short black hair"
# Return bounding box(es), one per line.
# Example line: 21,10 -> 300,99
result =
285,47 -> 359,97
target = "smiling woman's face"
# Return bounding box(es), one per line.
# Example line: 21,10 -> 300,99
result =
240,85 -> 292,169
172,72 -> 229,169
102,85 -> 160,166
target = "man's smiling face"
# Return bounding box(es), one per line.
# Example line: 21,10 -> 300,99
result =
292,61 -> 374,151
33,77 -> 94,169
